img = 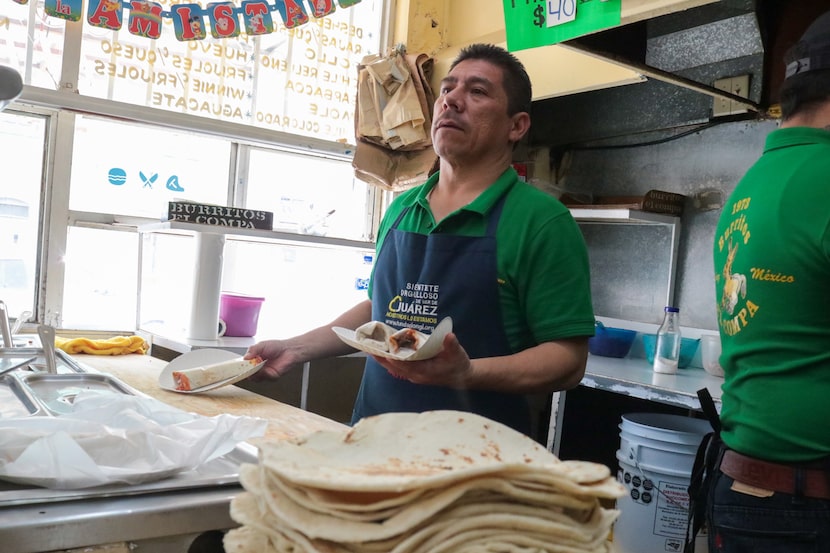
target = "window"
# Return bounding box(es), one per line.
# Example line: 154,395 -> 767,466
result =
0,3 -> 67,90
73,0 -> 384,143
244,146 -> 369,240
1,0 -> 388,336
69,115 -> 233,218
0,111 -> 46,318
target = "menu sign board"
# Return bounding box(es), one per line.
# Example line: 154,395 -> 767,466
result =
503,0 -> 621,52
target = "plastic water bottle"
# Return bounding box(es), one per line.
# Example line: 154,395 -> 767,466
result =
653,306 -> 681,374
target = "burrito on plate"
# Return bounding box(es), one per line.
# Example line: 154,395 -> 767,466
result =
172,356 -> 263,391
354,321 -> 425,354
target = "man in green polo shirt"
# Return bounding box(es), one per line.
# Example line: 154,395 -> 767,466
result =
705,9 -> 830,551
247,44 -> 594,437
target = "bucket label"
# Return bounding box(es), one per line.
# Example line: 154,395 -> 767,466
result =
616,464 -> 693,553
654,480 -> 690,536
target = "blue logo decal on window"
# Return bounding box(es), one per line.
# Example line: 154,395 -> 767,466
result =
107,168 -> 127,185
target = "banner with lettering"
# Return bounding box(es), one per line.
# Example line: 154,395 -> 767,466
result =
12,0 -> 361,41
503,0 -> 621,52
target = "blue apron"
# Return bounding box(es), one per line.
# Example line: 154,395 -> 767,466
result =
351,195 -> 532,435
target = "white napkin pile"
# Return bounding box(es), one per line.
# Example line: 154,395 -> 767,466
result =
0,390 -> 267,489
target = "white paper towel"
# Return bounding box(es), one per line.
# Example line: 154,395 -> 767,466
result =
0,390 -> 267,489
188,232 -> 225,340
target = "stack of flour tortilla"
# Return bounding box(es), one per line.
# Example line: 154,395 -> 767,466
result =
224,410 -> 624,553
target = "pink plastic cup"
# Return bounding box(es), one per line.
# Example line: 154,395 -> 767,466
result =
219,293 -> 265,337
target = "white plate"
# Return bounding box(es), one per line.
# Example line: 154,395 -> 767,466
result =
158,348 -> 264,394
332,317 -> 453,361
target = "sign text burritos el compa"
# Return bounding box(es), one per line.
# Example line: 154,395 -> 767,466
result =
168,201 -> 274,230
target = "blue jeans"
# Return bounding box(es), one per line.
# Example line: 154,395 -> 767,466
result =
706,470 -> 830,552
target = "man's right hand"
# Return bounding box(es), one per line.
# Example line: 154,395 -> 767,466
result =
244,339 -> 304,381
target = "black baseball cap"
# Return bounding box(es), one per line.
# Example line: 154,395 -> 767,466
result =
785,10 -> 830,79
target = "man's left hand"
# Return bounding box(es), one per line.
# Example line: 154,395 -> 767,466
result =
372,332 -> 472,388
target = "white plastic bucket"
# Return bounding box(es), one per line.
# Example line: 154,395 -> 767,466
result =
613,412 -> 712,553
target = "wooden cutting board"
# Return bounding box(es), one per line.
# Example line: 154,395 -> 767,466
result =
72,353 -> 346,442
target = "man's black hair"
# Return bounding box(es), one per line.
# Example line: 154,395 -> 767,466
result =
449,43 -> 532,117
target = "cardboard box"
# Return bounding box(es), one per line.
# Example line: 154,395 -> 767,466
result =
562,189 -> 686,216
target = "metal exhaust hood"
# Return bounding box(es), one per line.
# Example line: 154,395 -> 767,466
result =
394,0 -> 720,100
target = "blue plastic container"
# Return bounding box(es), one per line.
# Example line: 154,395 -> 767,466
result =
589,326 -> 637,358
643,334 -> 700,368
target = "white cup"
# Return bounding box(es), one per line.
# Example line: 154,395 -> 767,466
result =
700,334 -> 724,377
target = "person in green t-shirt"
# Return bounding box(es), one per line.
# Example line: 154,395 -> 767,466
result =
246,44 -> 594,438
705,9 -> 830,551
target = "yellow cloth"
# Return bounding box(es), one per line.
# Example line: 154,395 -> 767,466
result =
54,335 -> 149,355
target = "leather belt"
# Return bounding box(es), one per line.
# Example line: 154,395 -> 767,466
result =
720,449 -> 830,500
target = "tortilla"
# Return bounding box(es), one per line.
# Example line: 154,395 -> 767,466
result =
354,321 -> 395,352
171,355 -> 263,391
257,411 -> 563,492
227,410 -> 624,553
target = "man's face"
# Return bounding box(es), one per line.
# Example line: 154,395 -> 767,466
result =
431,59 -> 526,164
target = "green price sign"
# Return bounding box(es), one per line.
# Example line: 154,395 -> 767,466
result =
503,0 -> 622,52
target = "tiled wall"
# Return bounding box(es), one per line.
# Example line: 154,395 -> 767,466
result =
556,119 -> 779,329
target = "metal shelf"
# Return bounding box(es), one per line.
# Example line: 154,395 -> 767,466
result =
569,208 -> 681,308
139,220 -> 374,250
569,207 -> 679,225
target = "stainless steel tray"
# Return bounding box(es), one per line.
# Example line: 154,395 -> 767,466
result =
0,443 -> 257,507
0,352 -> 259,507
20,372 -> 135,415
0,347 -> 88,376
0,374 -> 42,418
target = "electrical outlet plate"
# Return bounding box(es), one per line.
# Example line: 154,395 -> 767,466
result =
712,75 -> 750,117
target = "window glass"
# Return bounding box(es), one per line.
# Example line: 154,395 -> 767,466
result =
251,2 -> 381,143
138,232 -> 195,337
62,227 -> 139,330
76,0 -> 383,143
246,148 -> 369,240
79,21 -> 257,118
0,111 -> 46,316
69,115 -> 232,218
221,239 -> 373,338
138,235 -> 373,339
0,1 -> 68,89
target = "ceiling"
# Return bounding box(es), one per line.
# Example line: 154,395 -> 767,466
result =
394,0 -> 721,100
566,0 -> 830,111
395,0 -> 830,110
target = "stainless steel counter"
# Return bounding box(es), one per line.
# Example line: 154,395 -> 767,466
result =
547,353 -> 723,454
0,351 -> 346,553
0,486 -> 240,553
581,355 -> 722,411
